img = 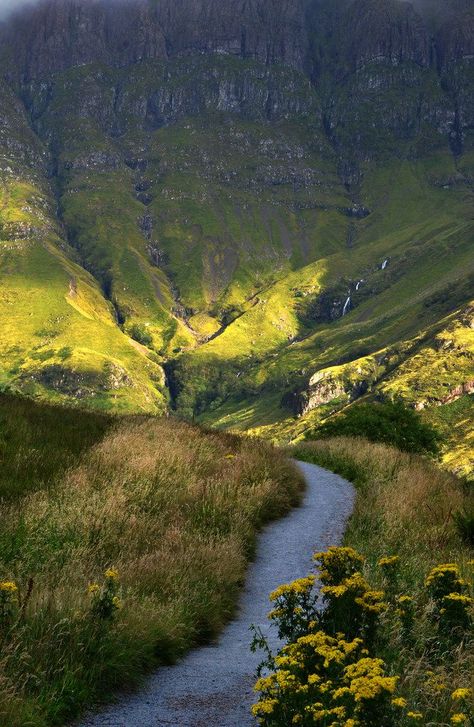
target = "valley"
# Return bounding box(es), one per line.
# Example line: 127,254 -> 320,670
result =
0,0 -> 472,476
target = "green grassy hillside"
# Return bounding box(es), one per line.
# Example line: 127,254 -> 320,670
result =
0,41 -> 472,475
0,80 -> 167,413
189,153 -> 474,475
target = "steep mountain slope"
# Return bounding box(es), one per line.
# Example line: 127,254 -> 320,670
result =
0,74 -> 167,412
0,0 -> 472,471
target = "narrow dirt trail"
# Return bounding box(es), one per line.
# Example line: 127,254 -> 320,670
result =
80,461 -> 355,727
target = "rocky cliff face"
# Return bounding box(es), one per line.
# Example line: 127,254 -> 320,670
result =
1,0 -> 471,160
437,7 -> 474,66
339,0 -> 430,71
2,0 -> 472,81
2,0 -> 309,80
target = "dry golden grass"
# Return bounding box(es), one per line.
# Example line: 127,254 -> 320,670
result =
295,437 -> 467,566
0,418 -> 303,727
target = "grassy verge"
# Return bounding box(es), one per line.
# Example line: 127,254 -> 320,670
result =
292,437 -> 473,722
0,407 -> 304,726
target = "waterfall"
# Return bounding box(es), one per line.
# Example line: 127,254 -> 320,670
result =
342,296 -> 351,316
355,280 -> 363,291
381,259 -> 389,270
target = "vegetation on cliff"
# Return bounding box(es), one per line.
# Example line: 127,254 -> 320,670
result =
313,401 -> 441,455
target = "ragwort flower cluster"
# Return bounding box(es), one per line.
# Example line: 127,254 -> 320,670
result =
88,568 -> 122,621
253,547 -> 404,727
0,580 -> 18,628
425,564 -> 473,639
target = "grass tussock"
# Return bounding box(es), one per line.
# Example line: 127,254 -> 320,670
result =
0,417 -> 303,726
292,437 -> 473,723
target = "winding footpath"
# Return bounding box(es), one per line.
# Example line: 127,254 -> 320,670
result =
80,461 -> 355,727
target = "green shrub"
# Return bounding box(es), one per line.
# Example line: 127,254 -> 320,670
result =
128,323 -> 153,347
311,402 -> 441,455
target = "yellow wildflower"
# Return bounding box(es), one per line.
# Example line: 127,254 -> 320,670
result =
332,686 -> 351,700
88,583 -> 100,595
314,547 -> 365,585
254,676 -> 275,692
252,698 -> 277,716
105,568 -> 119,581
392,697 -> 407,708
443,593 -> 472,604
314,546 -> 363,563
344,657 -> 385,680
378,556 -> 400,568
451,714 -> 468,725
426,563 -> 459,576
345,658 -> 398,701
451,689 -> 471,701
321,584 -> 348,598
0,581 -> 18,593
350,675 -> 398,700
355,589 -> 387,614
270,575 -> 315,600
407,712 -> 423,721
425,672 -> 447,693
112,596 -> 122,610
425,564 -> 462,594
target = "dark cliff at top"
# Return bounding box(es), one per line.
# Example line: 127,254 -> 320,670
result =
0,0 -> 473,163
0,0 -> 473,82
340,0 -> 431,70
1,0 -> 309,79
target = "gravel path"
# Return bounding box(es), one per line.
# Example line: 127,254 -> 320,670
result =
80,461 -> 355,727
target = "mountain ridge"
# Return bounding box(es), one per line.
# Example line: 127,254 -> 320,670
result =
0,0 -> 472,474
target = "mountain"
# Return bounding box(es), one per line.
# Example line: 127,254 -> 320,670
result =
0,0 -> 472,473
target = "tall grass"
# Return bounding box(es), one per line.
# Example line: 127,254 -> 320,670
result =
293,437 -> 473,722
0,417 -> 303,726
0,393 -> 112,499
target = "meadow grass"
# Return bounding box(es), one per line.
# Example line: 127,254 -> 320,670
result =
0,405 -> 303,726
292,437 -> 473,722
